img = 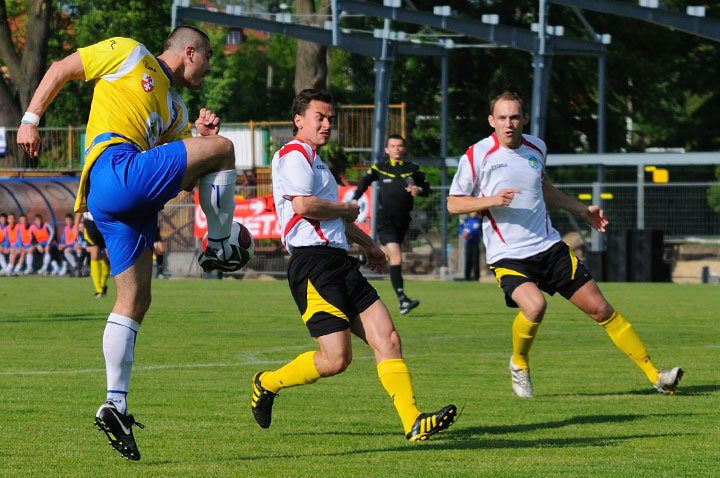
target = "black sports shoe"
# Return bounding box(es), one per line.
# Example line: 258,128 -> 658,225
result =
399,297 -> 420,315
94,401 -> 145,460
198,245 -> 245,273
406,404 -> 457,442
251,372 -> 276,428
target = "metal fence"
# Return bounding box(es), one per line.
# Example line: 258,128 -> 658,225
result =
158,182 -> 720,283
0,104 -> 405,171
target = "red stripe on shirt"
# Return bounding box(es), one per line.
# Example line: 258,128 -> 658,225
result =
522,137 -> 544,157
481,133 -> 500,166
283,213 -> 329,245
279,143 -> 313,165
464,145 -> 476,181
306,218 -> 329,244
481,191 -> 507,245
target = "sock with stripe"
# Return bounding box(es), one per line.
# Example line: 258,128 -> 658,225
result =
260,351 -> 320,393
600,310 -> 659,383
103,313 -> 140,415
390,265 -> 405,299
512,312 -> 539,369
199,170 -> 237,258
377,358 -> 421,434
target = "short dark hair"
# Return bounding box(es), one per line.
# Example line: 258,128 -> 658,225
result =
34,214 -> 43,221
0,213 -> 6,220
163,25 -> 210,53
386,134 -> 405,146
490,91 -> 525,116
291,89 -> 335,135
65,213 -> 73,220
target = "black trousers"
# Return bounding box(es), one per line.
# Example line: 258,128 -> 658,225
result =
464,242 -> 480,281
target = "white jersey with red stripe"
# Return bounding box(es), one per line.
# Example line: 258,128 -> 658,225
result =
449,132 -> 561,264
272,139 -> 348,253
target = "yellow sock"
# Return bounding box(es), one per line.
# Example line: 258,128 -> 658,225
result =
100,260 -> 110,289
600,311 -> 658,383
90,260 -> 103,293
261,351 -> 320,393
512,312 -> 539,369
377,358 -> 421,434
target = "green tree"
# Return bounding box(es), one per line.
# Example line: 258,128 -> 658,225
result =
0,0 -> 51,126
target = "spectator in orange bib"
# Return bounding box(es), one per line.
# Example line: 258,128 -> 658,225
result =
29,214 -> 55,275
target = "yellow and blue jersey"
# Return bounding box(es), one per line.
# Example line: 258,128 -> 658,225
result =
74,37 -> 192,213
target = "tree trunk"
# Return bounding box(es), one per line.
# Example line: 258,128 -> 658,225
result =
294,0 -> 330,94
0,0 -> 52,127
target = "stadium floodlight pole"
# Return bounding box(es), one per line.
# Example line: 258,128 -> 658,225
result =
530,0 -> 549,139
331,0 -> 339,47
369,11 -> 398,242
439,44 -> 450,274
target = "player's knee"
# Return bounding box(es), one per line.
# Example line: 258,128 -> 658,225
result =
587,302 -> 613,322
386,330 -> 402,354
324,353 -> 352,376
523,299 -> 547,322
217,137 -> 235,168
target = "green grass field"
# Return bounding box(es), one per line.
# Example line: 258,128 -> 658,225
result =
1,277 -> 718,477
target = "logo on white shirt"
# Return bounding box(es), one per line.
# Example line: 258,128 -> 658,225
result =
528,156 -> 541,170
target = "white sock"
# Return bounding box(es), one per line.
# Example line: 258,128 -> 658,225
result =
42,252 -> 51,270
199,170 -> 237,258
103,313 -> 140,415
0,253 -> 6,270
25,253 -> 33,271
64,249 -> 78,268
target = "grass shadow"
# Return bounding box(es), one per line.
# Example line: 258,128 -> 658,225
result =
554,384 -> 718,397
0,313 -> 102,324
218,432 -> 689,462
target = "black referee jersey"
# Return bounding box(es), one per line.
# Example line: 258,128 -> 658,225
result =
352,160 -> 430,219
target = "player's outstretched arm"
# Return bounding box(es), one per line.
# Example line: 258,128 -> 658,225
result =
542,179 -> 608,232
291,196 -> 360,222
17,52 -> 85,157
447,189 -> 521,215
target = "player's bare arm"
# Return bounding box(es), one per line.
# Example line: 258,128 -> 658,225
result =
17,52 -> 85,157
291,195 -> 359,222
345,222 -> 386,273
447,189 -> 521,215
542,179 -> 608,232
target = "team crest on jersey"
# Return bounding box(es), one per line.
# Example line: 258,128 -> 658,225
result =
141,73 -> 155,92
528,156 -> 541,170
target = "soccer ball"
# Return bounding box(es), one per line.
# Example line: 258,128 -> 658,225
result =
202,221 -> 254,271
231,221 -> 255,269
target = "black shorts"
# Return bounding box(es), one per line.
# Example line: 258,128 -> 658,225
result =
489,241 -> 593,308
83,220 -> 106,249
376,212 -> 410,245
288,246 -> 380,337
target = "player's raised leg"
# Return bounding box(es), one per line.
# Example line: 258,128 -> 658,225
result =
570,280 -> 683,394
182,135 -> 241,272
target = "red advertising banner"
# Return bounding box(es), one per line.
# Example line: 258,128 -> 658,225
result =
193,186 -> 373,239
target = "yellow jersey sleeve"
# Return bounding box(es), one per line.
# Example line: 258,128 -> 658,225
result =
78,37 -> 140,81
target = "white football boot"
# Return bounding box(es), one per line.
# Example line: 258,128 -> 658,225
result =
509,355 -> 534,398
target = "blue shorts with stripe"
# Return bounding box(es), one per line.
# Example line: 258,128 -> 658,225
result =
87,141 -> 186,276
489,241 -> 593,308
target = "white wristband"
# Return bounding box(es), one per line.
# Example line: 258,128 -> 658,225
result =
21,112 -> 40,126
